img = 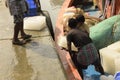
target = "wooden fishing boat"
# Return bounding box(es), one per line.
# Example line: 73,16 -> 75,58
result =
55,0 -> 120,80
54,0 -> 100,79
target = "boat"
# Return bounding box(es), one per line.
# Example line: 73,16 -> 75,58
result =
55,0 -> 96,79
55,0 -> 120,80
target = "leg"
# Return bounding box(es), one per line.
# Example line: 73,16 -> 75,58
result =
71,51 -> 87,79
93,49 -> 105,74
19,21 -> 25,36
77,66 -> 84,79
13,22 -> 20,42
93,59 -> 105,75
12,22 -> 25,45
77,64 -> 87,79
19,20 -> 32,40
12,15 -> 26,45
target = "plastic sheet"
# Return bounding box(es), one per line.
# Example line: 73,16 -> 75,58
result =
90,15 -> 120,50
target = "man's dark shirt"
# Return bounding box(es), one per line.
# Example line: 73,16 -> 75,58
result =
67,28 -> 92,48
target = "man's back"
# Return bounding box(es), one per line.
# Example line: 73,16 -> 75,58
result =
67,28 -> 92,48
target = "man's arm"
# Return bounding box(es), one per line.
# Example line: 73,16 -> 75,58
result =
67,41 -> 73,56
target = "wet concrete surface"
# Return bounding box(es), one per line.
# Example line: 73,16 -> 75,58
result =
0,0 -> 67,80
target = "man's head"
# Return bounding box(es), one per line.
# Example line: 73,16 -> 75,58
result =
68,18 -> 77,29
76,14 -> 85,23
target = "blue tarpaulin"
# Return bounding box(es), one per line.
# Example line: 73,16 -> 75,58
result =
24,0 -> 37,17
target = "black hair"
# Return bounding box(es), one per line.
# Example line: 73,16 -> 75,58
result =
68,18 -> 77,29
76,14 -> 85,23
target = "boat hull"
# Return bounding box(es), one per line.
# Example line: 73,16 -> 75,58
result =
55,0 -> 120,79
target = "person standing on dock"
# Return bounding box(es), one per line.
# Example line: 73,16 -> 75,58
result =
5,0 -> 32,45
66,18 -> 104,79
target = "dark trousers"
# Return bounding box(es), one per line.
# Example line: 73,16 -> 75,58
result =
71,51 -> 104,79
